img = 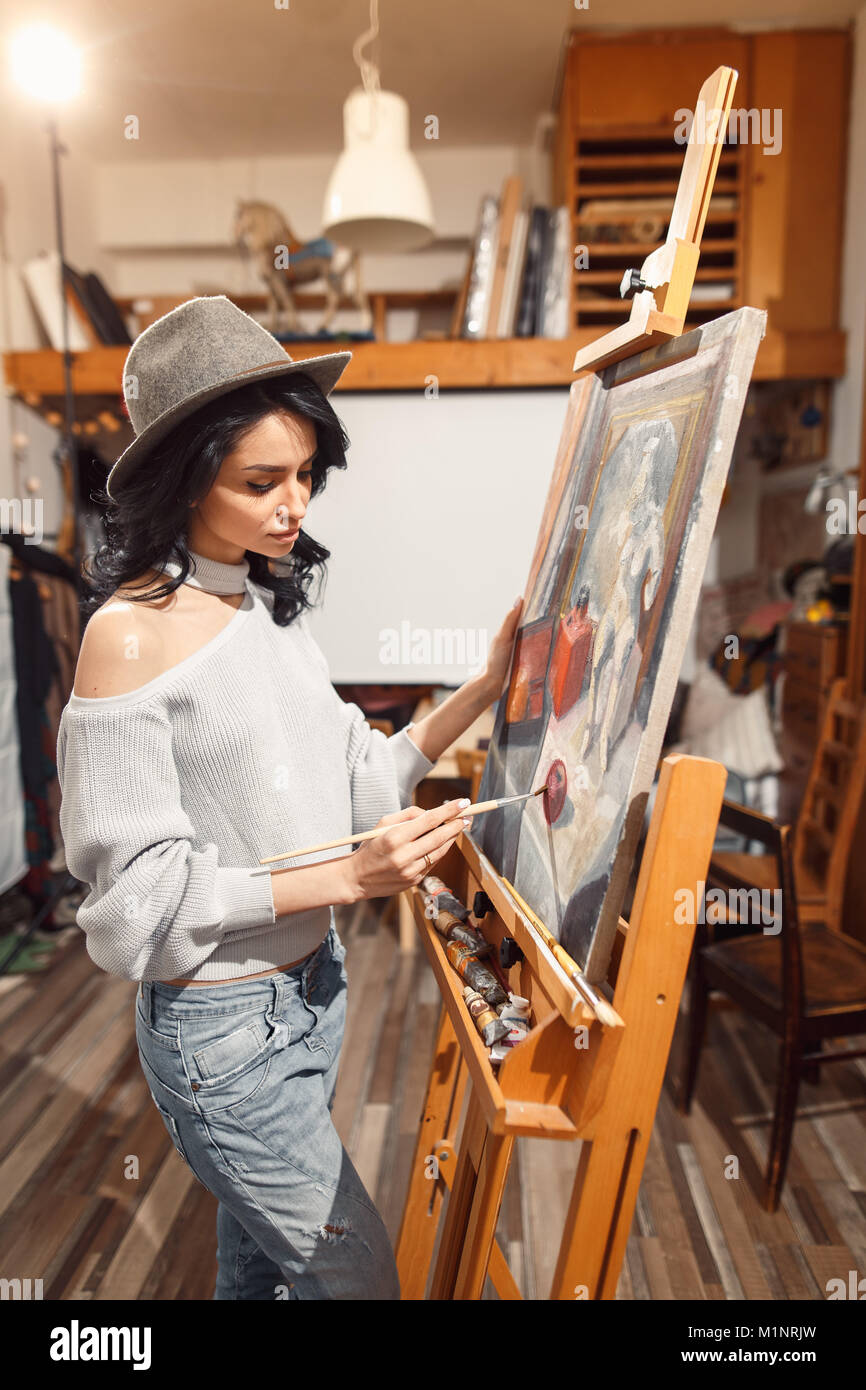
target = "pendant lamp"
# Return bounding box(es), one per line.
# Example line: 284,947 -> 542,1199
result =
321,1 -> 434,252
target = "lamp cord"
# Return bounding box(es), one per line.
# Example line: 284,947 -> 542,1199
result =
352,0 -> 381,97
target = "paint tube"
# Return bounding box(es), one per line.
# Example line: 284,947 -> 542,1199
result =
499,994 -> 532,1044
421,873 -> 470,922
489,995 -> 532,1063
444,939 -> 508,1007
421,875 -> 490,954
422,874 -> 507,1004
430,905 -> 466,939
463,985 -> 509,1047
448,923 -> 491,956
461,959 -> 508,1008
445,939 -> 476,973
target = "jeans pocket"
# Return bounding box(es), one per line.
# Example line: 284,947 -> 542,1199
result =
136,993 -> 181,1051
185,1009 -> 291,1112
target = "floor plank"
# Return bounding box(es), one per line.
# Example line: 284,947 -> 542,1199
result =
0,911 -> 863,1299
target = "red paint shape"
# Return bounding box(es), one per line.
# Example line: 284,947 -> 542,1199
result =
543,759 -> 567,824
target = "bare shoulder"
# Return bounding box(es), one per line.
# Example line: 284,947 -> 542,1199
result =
73,569 -> 177,699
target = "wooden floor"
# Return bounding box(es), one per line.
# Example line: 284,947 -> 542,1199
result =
1,900 -> 864,1300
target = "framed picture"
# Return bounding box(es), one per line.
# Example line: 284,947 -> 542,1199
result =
475,305 -> 766,979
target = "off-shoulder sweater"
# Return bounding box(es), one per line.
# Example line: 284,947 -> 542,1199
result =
55,575 -> 435,982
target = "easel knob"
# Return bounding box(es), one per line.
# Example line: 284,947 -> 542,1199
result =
619,267 -> 647,300
498,937 -> 524,969
472,890 -> 493,919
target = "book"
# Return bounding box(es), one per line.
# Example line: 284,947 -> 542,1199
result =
515,206 -> 548,337
497,206 -> 529,338
538,207 -> 571,339
485,176 -> 522,340
78,271 -> 132,345
461,195 -> 499,339
21,252 -> 94,350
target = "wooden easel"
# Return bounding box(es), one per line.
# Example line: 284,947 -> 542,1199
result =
396,65 -> 741,1298
572,64 -> 737,375
396,754 -> 727,1299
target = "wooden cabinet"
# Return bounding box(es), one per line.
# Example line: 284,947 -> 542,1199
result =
568,29 -> 750,129
779,621 -> 848,823
554,26 -> 851,362
743,31 -> 850,336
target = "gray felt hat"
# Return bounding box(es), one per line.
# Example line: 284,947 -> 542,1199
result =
105,295 -> 352,500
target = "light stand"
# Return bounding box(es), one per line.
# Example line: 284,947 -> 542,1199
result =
47,113 -> 82,595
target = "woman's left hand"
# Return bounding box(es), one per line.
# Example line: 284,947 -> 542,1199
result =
481,596 -> 524,701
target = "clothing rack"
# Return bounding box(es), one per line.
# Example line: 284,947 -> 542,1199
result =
2,542 -> 82,948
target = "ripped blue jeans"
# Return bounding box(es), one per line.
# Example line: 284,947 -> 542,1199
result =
134,919 -> 400,1300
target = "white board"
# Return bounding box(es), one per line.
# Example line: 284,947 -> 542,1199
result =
303,390 -> 569,685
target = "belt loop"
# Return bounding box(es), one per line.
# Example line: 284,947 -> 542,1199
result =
270,972 -> 283,1016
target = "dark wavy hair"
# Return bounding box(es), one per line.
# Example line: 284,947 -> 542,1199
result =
81,372 -> 349,627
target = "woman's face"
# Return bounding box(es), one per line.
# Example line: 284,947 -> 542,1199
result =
187,408 -> 318,563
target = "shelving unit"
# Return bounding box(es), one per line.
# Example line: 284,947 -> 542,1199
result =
571,131 -> 745,331
1,326 -> 847,427
553,25 -> 851,356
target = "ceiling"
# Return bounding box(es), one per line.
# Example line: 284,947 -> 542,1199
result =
0,0 -> 860,160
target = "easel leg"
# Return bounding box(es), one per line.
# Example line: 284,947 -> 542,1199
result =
551,754 -> 727,1298
429,1087 -> 490,1299
396,1002 -> 466,1299
398,888 -> 417,952
550,1129 -> 644,1299
453,1125 -> 514,1299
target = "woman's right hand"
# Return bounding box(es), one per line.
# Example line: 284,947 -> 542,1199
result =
338,798 -> 474,903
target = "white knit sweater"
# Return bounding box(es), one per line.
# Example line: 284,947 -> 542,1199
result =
56,569 -> 435,982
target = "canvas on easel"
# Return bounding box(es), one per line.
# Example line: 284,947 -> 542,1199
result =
475,305 -> 766,980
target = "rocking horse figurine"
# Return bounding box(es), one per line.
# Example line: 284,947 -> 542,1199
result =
233,199 -> 373,337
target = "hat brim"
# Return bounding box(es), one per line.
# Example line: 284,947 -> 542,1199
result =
105,349 -> 352,500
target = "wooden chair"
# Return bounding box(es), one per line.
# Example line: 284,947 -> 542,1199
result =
678,799 -> 866,1211
707,687 -> 866,935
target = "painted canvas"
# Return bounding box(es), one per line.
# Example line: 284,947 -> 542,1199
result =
475,306 -> 767,980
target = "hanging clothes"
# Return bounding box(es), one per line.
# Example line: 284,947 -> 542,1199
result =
1,535 -> 79,852
0,545 -> 27,895
8,554 -> 61,892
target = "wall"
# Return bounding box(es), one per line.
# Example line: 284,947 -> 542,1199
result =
3,13 -> 865,683
303,387 -> 568,684
0,138 -> 549,560
92,141 -> 546,341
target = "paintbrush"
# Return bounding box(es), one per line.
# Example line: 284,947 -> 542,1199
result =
500,875 -> 623,1029
258,784 -> 548,866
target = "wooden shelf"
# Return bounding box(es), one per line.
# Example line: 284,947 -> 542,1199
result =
571,120 -> 747,335
2,329 -> 848,415
555,26 -> 851,352
578,179 -> 740,198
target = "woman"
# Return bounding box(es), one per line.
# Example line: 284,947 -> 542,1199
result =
56,296 -> 522,1301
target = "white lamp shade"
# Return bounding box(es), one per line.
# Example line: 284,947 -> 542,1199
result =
322,87 -> 435,253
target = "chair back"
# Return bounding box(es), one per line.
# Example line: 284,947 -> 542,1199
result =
706,800 -> 805,1023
